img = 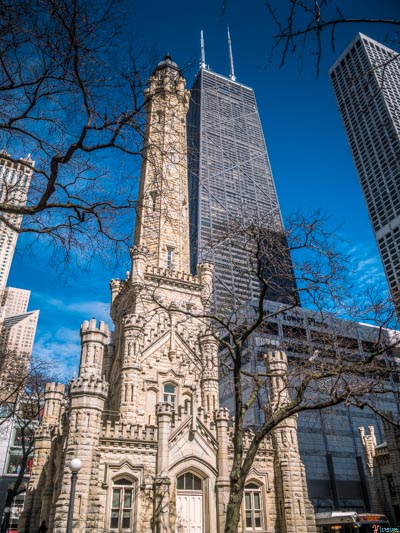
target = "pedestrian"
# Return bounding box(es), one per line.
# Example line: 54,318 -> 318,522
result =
38,520 -> 48,533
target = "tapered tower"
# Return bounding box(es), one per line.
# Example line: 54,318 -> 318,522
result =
188,34 -> 297,310
134,55 -> 190,272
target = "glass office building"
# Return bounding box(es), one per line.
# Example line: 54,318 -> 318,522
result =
330,33 -> 400,314
188,67 -> 296,310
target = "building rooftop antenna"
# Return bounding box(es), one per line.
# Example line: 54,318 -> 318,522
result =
227,26 -> 236,81
200,30 -> 206,69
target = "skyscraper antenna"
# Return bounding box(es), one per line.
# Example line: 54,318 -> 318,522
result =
200,30 -> 206,69
227,27 -> 236,81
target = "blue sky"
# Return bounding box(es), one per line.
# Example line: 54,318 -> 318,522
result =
8,0 -> 399,377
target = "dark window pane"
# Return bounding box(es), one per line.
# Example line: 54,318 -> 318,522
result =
245,493 -> 251,509
122,510 -> 131,528
193,475 -> 201,490
110,510 -> 119,528
124,490 -> 132,508
112,489 -> 120,508
177,475 -> 184,489
186,473 -> 193,490
245,511 -> 252,528
114,478 -> 132,486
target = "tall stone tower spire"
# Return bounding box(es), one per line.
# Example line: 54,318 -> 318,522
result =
22,54 -> 316,533
134,56 -> 190,273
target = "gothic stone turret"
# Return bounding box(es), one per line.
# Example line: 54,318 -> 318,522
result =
52,320 -> 109,533
266,351 -> 317,533
18,383 -> 65,532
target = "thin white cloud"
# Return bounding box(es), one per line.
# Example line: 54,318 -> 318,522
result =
34,293 -> 111,323
32,327 -> 81,379
345,241 -> 386,287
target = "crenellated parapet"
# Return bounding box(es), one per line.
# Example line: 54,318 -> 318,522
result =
70,375 -> 109,400
101,420 -> 158,443
122,313 -> 144,331
81,317 -> 109,336
34,422 -> 55,440
42,382 -> 65,426
264,349 -> 288,374
156,402 -> 174,417
145,264 -> 202,289
215,406 -> 230,422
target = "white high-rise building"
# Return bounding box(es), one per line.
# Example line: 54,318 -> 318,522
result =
0,153 -> 33,291
1,287 -> 30,317
329,33 -> 400,312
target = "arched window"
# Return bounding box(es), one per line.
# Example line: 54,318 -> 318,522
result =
244,483 -> 263,530
163,383 -> 176,410
177,472 -> 202,491
176,472 -> 203,531
110,477 -> 134,531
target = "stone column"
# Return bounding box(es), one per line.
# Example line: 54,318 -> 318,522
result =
130,245 -> 148,285
197,262 -> 214,307
359,425 -> 386,515
266,351 -> 316,533
119,314 -> 144,423
154,403 -> 172,533
199,335 -> 219,414
215,407 -> 230,533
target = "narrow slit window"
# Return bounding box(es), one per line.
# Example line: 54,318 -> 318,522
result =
167,248 -> 174,269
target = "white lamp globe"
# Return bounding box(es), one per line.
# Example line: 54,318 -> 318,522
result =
69,458 -> 82,473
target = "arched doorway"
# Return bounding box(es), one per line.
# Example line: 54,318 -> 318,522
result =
176,472 -> 203,532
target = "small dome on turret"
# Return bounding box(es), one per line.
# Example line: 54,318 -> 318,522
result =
154,54 -> 180,74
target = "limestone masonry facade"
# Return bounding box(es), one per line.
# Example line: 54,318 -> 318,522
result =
19,57 -> 316,533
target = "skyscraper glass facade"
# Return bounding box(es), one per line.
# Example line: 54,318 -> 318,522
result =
330,33 -> 400,311
188,68 -> 295,309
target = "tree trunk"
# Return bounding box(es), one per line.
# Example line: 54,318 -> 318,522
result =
224,485 -> 244,533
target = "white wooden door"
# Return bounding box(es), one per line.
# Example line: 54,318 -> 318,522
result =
176,492 -> 203,532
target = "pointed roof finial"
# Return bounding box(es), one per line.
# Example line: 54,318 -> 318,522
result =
200,30 -> 206,69
227,26 -> 236,81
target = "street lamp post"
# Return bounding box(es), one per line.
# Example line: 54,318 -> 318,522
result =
66,458 -> 82,533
